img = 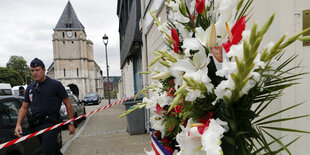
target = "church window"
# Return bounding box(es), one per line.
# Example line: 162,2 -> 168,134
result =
72,41 -> 74,44
63,41 -> 65,44
64,69 -> 66,77
77,68 -> 79,77
75,32 -> 77,37
62,32 -> 65,38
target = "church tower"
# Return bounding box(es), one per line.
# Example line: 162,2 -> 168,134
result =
47,1 -> 103,99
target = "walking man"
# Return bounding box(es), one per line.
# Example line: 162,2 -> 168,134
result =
14,58 -> 75,155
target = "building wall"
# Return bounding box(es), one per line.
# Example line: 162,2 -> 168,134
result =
121,59 -> 135,98
141,0 -> 167,93
250,0 -> 310,154
140,0 -> 310,154
117,78 -> 123,100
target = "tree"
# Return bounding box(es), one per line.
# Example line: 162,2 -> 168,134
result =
0,67 -> 24,86
6,56 -> 32,84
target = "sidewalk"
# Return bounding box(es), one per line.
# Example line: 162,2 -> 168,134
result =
63,99 -> 151,155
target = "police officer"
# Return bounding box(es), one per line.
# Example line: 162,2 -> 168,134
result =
14,58 -> 75,155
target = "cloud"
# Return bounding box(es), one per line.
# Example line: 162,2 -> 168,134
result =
0,0 -> 121,76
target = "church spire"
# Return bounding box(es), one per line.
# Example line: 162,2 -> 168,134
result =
54,1 -> 84,30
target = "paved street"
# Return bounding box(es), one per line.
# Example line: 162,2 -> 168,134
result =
61,99 -> 151,155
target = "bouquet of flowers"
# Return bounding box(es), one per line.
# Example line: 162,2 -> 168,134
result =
121,0 -> 310,154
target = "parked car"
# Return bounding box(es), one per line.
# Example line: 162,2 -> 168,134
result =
59,94 -> 86,127
0,83 -> 12,96
0,96 -> 62,155
82,93 -> 101,105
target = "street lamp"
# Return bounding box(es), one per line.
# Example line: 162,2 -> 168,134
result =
103,33 -> 111,105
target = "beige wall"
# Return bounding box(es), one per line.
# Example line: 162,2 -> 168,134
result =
249,0 -> 310,154
141,0 -> 167,95
121,59 -> 135,98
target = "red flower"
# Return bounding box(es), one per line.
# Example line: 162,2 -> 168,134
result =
162,137 -> 170,144
174,105 -> 183,113
155,104 -> 164,114
195,0 -> 205,15
154,130 -> 161,137
183,119 -> 188,127
190,112 -> 213,134
169,108 -> 176,116
222,16 -> 246,53
171,28 -> 180,53
190,14 -> 194,25
169,79 -> 174,86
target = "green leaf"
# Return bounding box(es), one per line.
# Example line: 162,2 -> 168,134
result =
236,0 -> 253,20
252,135 -> 286,154
261,126 -> 310,134
257,13 -> 275,37
257,115 -> 310,125
254,102 -> 304,123
272,136 -> 300,154
298,36 -> 310,41
263,129 -> 292,154
168,93 -> 183,112
139,71 -> 152,74
119,104 -> 145,118
148,55 -> 162,68
249,22 -> 257,45
280,27 -> 310,49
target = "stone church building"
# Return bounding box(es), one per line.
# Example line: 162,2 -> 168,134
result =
47,1 -> 104,99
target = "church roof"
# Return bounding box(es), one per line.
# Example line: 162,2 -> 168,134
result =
54,1 -> 84,30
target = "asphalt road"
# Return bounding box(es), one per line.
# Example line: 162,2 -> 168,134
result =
60,99 -> 151,155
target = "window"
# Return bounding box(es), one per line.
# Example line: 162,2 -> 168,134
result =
64,68 -> 66,77
65,24 -> 72,28
72,41 -> 74,44
62,32 -> 65,38
77,68 -> 79,77
0,89 -> 12,95
0,99 -> 21,128
75,32 -> 77,37
63,41 -> 65,44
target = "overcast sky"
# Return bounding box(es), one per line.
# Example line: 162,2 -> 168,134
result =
0,0 -> 121,76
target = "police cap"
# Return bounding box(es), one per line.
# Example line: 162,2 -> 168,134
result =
30,58 -> 45,69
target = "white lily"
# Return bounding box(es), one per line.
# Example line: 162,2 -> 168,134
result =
144,91 -> 173,109
176,118 -> 207,155
201,119 -> 227,155
185,88 -> 204,101
184,68 -> 213,89
150,114 -> 165,135
152,72 -> 171,80
215,0 -> 238,38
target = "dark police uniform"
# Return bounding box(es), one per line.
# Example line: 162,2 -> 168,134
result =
24,76 -> 68,155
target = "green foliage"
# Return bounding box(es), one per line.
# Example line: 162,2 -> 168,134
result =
6,55 -> 32,84
0,67 -> 24,86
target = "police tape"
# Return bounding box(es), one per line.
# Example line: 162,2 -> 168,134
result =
0,95 -> 136,150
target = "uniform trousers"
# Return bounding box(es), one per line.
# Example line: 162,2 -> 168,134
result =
32,120 -> 62,155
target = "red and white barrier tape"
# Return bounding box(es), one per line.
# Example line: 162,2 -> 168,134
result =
0,95 -> 136,150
